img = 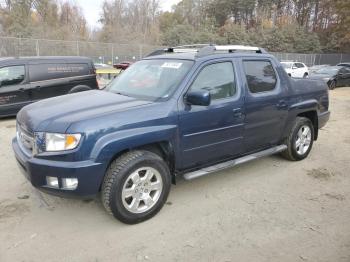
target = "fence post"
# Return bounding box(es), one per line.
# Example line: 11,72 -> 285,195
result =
111,44 -> 114,65
139,44 -> 143,60
340,53 -> 343,63
36,39 -> 40,56
76,41 -> 79,56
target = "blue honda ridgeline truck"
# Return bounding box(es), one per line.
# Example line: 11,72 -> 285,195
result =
13,45 -> 330,224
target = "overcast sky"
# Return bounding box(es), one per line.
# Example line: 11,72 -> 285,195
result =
72,0 -> 182,29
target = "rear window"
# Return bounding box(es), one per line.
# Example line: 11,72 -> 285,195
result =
29,63 -> 89,82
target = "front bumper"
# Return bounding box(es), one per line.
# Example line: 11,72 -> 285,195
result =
12,137 -> 106,198
318,111 -> 330,129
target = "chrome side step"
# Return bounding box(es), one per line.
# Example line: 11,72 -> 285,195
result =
183,145 -> 287,180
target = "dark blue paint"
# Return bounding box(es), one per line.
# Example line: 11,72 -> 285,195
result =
12,52 -> 330,197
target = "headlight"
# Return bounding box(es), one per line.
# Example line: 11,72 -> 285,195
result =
45,133 -> 82,152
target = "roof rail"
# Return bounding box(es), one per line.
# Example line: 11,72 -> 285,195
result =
146,44 -> 267,58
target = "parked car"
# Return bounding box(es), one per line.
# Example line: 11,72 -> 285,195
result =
281,61 -> 309,78
13,45 -> 330,224
310,66 -> 350,89
96,66 -> 120,89
0,56 -> 98,117
337,62 -> 350,68
114,61 -> 132,72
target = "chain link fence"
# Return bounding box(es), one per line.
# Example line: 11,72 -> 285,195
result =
1,36 -> 349,66
0,37 -> 163,65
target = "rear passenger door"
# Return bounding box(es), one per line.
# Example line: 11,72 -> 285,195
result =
0,65 -> 31,115
29,62 -> 71,101
179,60 -> 244,169
242,59 -> 288,152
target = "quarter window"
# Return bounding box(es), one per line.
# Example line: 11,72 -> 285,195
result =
189,62 -> 236,100
243,61 -> 277,93
0,66 -> 25,87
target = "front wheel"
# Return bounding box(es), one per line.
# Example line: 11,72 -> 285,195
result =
101,150 -> 171,224
281,117 -> 314,161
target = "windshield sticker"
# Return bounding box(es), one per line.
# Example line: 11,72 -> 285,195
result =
161,62 -> 182,69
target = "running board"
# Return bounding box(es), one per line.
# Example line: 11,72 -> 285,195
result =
183,145 -> 287,180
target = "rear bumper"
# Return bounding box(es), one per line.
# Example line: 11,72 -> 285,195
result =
318,111 -> 330,129
12,137 -> 106,198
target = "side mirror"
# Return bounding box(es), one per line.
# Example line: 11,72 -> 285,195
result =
185,90 -> 211,106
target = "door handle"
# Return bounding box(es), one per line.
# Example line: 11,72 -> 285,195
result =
277,100 -> 288,109
232,108 -> 243,118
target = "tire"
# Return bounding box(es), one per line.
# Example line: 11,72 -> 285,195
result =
101,150 -> 171,224
328,80 -> 336,90
281,117 -> 314,161
69,85 -> 92,94
303,73 -> 308,78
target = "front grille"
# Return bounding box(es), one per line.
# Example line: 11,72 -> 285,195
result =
17,123 -> 34,155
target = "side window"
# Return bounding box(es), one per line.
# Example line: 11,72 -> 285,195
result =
295,63 -> 305,68
189,62 -> 236,100
0,66 -> 25,87
243,60 -> 277,93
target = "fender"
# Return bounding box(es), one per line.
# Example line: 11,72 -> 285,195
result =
91,125 -> 178,163
281,99 -> 319,140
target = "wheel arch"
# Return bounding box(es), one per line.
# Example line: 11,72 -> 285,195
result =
297,110 -> 318,140
92,125 -> 178,190
69,85 -> 92,93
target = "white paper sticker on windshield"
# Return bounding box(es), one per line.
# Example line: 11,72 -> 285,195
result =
161,62 -> 182,69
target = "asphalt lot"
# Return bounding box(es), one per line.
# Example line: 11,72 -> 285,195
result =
1,88 -> 350,262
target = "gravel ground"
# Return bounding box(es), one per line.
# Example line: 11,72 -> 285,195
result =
0,88 -> 350,262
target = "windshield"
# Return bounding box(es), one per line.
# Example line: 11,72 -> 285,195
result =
315,67 -> 339,75
281,62 -> 293,69
106,59 -> 194,101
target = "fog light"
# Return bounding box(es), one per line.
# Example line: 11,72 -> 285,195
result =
62,178 -> 78,190
46,176 -> 59,188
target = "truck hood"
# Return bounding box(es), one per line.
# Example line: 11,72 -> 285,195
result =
17,90 -> 153,133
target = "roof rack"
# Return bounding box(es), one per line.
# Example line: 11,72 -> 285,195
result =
146,44 -> 267,58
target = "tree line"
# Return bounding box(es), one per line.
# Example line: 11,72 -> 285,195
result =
0,0 -> 349,53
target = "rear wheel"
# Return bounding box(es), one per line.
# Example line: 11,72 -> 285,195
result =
303,72 -> 308,78
101,150 -> 171,224
281,117 -> 314,161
